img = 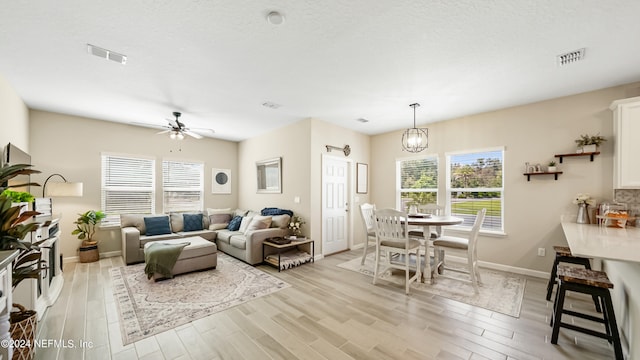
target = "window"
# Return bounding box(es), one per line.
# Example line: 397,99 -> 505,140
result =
162,159 -> 204,212
446,148 -> 504,232
397,156 -> 438,212
101,154 -> 155,224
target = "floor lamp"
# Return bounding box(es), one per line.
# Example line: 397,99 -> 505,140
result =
36,173 -> 83,216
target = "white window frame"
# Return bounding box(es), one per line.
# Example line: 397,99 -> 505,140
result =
101,153 -> 155,226
162,159 -> 204,213
445,147 -> 505,234
396,155 -> 439,212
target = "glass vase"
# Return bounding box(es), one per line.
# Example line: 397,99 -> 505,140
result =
576,203 -> 590,224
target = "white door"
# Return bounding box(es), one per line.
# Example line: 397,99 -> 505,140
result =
322,156 -> 350,255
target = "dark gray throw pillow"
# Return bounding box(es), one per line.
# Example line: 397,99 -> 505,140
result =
183,213 -> 204,232
144,216 -> 172,236
227,215 -> 242,231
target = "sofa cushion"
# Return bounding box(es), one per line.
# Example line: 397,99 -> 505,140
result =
144,216 -> 172,236
271,214 -> 291,229
183,213 -> 204,231
120,214 -> 149,234
170,211 -> 209,232
209,213 -> 231,229
245,215 -> 272,233
239,213 -> 256,233
230,235 -> 246,250
217,230 -> 242,243
227,216 -> 242,231
207,208 -> 232,216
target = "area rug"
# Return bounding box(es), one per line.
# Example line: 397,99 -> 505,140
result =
110,253 -> 290,345
337,254 -> 525,317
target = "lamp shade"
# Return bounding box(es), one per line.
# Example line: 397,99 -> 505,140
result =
45,182 -> 83,197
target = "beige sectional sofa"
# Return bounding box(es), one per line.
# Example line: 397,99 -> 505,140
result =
120,209 -> 291,265
214,210 -> 291,265
121,212 -> 217,264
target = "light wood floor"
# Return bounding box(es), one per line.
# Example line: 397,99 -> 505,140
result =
34,249 -> 619,360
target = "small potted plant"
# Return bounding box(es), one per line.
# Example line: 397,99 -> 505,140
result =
72,210 -> 106,262
547,161 -> 557,172
575,134 -> 606,153
288,215 -> 306,238
1,189 -> 35,215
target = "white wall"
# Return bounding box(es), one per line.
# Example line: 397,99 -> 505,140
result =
371,82 -> 640,273
29,110 -> 238,261
0,74 -> 29,152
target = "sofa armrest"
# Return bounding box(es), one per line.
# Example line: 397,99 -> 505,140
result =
121,227 -> 142,265
244,228 -> 289,264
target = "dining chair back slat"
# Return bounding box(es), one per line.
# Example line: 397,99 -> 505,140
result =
359,203 -> 377,265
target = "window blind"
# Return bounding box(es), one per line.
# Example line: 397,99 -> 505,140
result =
162,160 -> 204,213
397,157 -> 438,211
101,154 -> 155,224
447,149 -> 504,231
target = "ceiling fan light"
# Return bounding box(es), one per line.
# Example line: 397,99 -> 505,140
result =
169,132 -> 177,140
176,132 -> 184,140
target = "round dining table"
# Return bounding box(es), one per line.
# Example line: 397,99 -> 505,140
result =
407,215 -> 464,282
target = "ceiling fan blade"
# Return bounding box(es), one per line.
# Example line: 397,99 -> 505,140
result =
190,127 -> 215,134
184,130 -> 203,139
131,121 -> 167,130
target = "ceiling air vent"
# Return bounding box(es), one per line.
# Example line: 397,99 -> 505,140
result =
87,44 -> 127,65
557,48 -> 585,67
356,118 -> 369,123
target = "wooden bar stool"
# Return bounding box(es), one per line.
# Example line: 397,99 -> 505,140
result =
550,265 -> 623,360
546,245 -> 601,312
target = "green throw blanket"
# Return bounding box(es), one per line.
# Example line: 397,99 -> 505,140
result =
144,242 -> 191,280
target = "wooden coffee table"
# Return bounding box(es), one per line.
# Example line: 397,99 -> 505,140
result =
262,238 -> 314,271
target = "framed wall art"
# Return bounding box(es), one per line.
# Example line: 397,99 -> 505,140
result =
212,168 -> 231,194
357,162 -> 368,194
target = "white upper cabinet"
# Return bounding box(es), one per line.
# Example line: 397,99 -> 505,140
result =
611,96 -> 640,189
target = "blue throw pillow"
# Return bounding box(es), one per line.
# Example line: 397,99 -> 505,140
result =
144,216 -> 172,236
261,207 -> 294,217
227,215 -> 242,231
183,213 -> 204,232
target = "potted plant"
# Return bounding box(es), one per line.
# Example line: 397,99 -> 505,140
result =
1,188 -> 35,215
0,163 -> 44,360
575,134 -> 606,153
72,210 -> 106,262
547,161 -> 557,172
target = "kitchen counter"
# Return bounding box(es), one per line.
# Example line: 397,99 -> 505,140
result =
561,215 -> 640,262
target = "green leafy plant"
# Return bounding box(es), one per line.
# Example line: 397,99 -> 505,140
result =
0,163 -> 45,289
1,189 -> 35,203
548,161 -> 556,167
72,210 -> 106,244
575,134 -> 607,147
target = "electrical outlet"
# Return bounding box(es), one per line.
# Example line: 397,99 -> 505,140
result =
538,248 -> 546,257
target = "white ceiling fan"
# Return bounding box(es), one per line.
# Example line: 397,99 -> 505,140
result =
155,112 -> 214,140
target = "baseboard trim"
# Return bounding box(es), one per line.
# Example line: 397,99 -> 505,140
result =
64,250 -> 122,264
444,254 -> 549,279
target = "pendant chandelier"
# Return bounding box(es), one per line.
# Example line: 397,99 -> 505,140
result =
401,103 -> 428,153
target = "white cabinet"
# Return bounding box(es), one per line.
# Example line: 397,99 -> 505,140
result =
610,96 -> 640,189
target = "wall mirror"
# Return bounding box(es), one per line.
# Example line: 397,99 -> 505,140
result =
256,157 -> 282,193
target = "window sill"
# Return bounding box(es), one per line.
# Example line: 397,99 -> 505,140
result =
99,222 -> 121,230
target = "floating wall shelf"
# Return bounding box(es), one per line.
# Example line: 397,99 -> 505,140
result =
523,171 -> 563,181
554,151 -> 600,163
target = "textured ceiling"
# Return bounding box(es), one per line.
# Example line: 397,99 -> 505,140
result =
1,1 -> 640,141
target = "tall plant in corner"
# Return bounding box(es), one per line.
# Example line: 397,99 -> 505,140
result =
0,163 -> 45,288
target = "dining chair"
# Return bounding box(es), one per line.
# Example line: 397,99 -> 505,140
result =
433,208 -> 486,292
359,203 -> 377,265
408,203 -> 444,239
373,208 -> 422,294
